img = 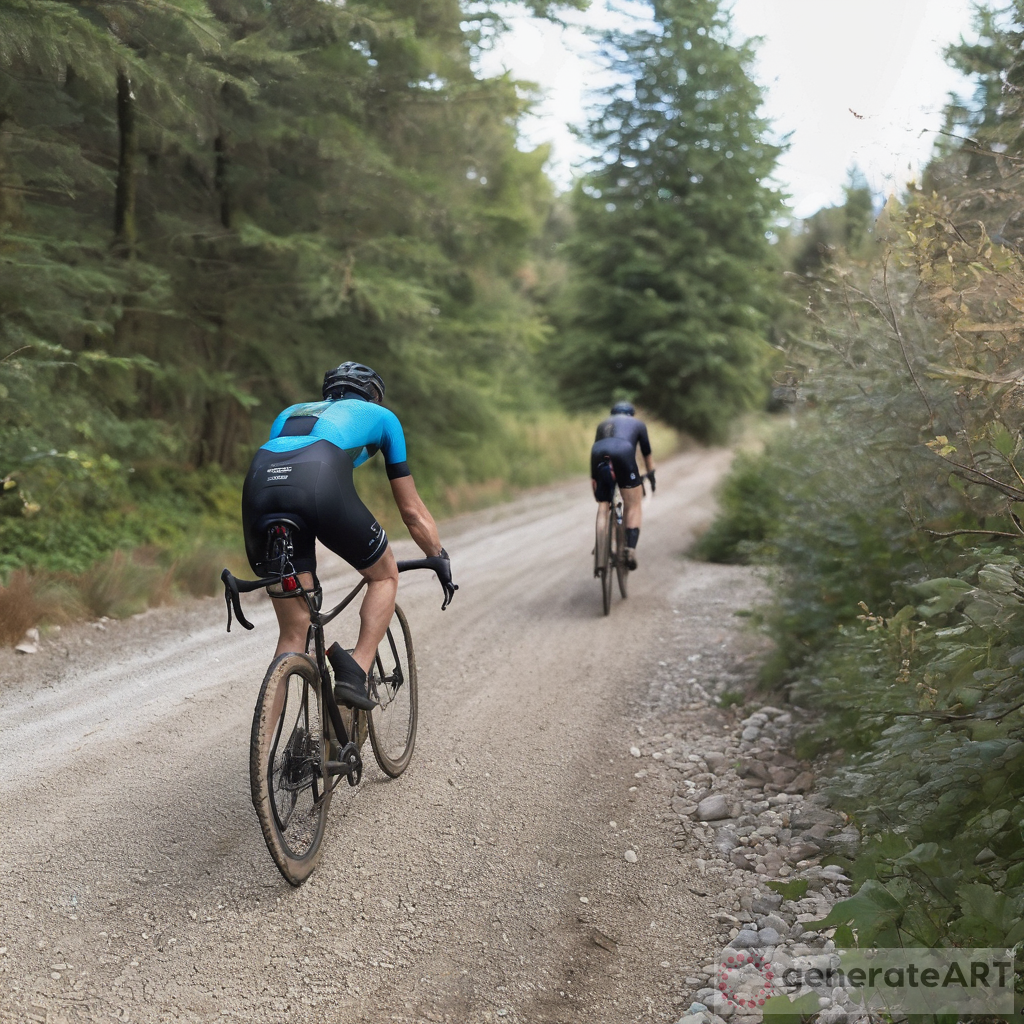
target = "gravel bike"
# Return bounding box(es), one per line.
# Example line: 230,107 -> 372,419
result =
221,526 -> 449,885
593,472 -> 651,616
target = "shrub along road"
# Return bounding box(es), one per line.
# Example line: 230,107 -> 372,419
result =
0,448 -> 773,1023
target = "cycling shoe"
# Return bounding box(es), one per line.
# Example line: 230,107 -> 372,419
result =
326,642 -> 378,710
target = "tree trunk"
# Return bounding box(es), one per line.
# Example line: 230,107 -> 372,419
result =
113,70 -> 137,256
215,134 -> 230,229
0,112 -> 9,227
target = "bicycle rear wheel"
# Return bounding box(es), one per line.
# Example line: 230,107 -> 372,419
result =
602,508 -> 614,615
367,603 -> 418,777
614,514 -> 629,599
250,653 -> 331,886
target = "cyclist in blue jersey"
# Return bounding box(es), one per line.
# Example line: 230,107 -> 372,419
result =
591,401 -> 656,570
241,362 -> 457,710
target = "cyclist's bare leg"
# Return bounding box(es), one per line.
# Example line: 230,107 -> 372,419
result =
351,547 -> 399,674
266,574 -> 316,729
271,572 -> 316,659
622,485 -> 642,530
595,501 -> 611,549
269,552 -> 398,675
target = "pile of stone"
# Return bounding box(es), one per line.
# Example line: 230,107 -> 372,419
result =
637,707 -> 867,1024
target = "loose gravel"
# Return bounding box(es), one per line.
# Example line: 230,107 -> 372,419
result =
628,573 -> 863,1024
0,448 -> 857,1023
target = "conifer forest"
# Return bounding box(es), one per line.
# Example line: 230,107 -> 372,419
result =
9,0 -> 1024,965
0,0 -> 779,575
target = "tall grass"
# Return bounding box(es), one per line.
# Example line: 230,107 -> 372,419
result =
0,540 -> 248,643
0,570 -> 44,646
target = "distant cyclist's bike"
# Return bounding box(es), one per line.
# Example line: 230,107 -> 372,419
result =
593,471 -> 651,615
594,482 -> 629,615
221,521 -> 449,885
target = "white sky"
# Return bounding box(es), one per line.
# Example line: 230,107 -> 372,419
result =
478,0 -> 980,218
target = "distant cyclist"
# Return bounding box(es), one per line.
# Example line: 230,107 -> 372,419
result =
241,362 -> 457,711
591,401 -> 655,569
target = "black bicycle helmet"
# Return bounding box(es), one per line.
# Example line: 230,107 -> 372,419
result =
610,401 -> 635,416
322,361 -> 385,403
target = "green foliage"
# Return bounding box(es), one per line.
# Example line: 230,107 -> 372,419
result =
0,0 -> 588,581
692,1 -> 1024,949
716,690 -> 746,709
547,0 -> 783,442
692,448 -> 783,563
766,878 -> 808,902
795,556 -> 1024,947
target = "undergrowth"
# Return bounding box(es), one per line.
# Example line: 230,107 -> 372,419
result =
693,172 -> 1024,948
0,540 -> 249,646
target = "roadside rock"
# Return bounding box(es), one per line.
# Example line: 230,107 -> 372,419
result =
697,795 -> 730,821
15,627 -> 39,655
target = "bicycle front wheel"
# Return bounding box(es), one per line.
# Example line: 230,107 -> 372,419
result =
250,653 -> 331,886
367,603 -> 418,777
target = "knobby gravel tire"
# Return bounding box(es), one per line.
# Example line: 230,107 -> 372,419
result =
602,509 -> 614,616
614,516 -> 629,599
250,653 -> 331,886
367,604 -> 418,778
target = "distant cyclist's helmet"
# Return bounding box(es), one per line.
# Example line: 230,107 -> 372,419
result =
323,362 -> 385,403
611,401 -> 635,416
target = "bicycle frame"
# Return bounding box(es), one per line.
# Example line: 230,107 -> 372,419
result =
222,555 -> 441,796
305,576 -> 367,793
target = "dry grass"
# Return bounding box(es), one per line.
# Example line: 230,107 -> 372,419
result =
78,549 -> 174,619
171,541 -> 237,598
0,570 -> 44,646
0,540 -> 245,647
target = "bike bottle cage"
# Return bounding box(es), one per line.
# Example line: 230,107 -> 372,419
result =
601,455 -> 616,481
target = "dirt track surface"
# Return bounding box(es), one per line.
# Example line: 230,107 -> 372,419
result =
0,448 -> 765,1023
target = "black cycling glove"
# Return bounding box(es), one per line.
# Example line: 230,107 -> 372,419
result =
647,469 -> 656,493
436,548 -> 459,610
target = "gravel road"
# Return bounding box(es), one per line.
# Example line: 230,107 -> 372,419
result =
0,448 -> 769,1023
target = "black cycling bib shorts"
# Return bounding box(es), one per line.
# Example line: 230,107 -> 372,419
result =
241,439 -> 388,576
591,437 -> 642,503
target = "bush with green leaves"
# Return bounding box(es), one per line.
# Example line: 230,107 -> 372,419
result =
693,8 -> 1024,944
801,556 -> 1024,948
692,448 -> 783,565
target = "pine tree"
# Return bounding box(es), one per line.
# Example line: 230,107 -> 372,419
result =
1,0 -> 568,570
552,0 -> 782,440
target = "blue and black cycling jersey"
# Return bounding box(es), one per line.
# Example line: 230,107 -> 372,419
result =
263,396 -> 411,480
241,396 -> 411,576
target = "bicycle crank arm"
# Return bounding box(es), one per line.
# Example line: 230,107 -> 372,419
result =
325,741 -> 362,787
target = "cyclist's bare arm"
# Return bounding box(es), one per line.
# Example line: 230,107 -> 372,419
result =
390,476 -> 443,557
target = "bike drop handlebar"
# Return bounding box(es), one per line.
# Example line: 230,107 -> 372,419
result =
221,555 -> 455,633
